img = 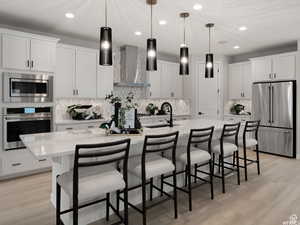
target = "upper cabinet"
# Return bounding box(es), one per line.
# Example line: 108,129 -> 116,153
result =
56,45 -> 97,99
229,62 -> 252,100
56,44 -> 113,99
148,60 -> 183,99
97,65 -> 114,98
1,31 -> 58,72
251,52 -> 297,82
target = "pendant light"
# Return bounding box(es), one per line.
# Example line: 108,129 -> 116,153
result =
146,0 -> 157,71
99,0 -> 112,66
205,23 -> 214,78
179,12 -> 190,75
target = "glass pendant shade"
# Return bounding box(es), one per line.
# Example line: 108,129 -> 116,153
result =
180,46 -> 189,75
99,27 -> 112,66
205,53 -> 214,78
146,38 -> 157,71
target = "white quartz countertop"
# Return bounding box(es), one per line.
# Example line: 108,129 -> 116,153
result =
21,119 -> 226,159
55,119 -> 107,125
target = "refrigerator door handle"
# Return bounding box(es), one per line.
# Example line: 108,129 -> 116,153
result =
268,85 -> 272,124
271,85 -> 274,123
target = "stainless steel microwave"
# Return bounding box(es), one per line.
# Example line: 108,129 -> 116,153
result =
3,73 -> 53,103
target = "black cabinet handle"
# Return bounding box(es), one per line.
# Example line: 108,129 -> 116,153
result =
26,60 -> 30,68
12,163 -> 22,167
38,159 -> 47,162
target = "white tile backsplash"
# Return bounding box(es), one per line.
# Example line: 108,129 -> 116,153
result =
55,98 -> 190,122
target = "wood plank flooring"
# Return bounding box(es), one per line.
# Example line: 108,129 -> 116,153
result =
0,152 -> 300,225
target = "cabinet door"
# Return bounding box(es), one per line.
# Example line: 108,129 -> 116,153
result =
229,64 -> 243,99
2,34 -> 30,70
198,63 -> 221,119
148,62 -> 162,98
242,62 -> 252,99
55,46 -> 76,98
97,65 -> 114,98
272,53 -> 296,80
30,39 -> 56,72
160,61 -> 179,98
251,57 -> 272,81
76,49 -> 97,98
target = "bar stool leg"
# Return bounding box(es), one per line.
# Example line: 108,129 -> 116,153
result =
209,159 -> 214,200
106,193 -> 110,221
185,166 -> 188,187
243,145 -> 248,181
124,187 -> 129,225
221,154 -> 225,194
142,176 -> 147,225
172,170 -> 178,219
194,164 -> 197,183
187,163 -> 192,211
236,151 -> 241,185
160,174 -> 164,197
116,190 -> 120,213
212,154 -> 215,175
256,144 -> 261,175
56,181 -> 61,225
218,157 -> 221,174
150,178 -> 153,201
73,196 -> 79,225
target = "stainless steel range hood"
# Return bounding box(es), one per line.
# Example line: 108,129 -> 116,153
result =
114,45 -> 150,88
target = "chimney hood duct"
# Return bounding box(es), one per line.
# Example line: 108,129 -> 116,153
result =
114,45 -> 150,87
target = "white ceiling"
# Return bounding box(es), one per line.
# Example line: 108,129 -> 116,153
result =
0,0 -> 299,56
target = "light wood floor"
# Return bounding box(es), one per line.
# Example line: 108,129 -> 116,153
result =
1,152 -> 300,225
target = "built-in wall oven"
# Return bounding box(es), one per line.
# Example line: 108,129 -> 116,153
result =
3,73 -> 53,103
3,107 -> 53,150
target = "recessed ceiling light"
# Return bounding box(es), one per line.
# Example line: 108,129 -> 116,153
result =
65,12 -> 75,19
193,4 -> 203,11
239,26 -> 248,31
234,45 -> 240,49
159,20 -> 167,25
134,31 -> 142,36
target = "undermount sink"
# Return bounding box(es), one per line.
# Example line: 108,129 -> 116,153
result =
144,124 -> 179,129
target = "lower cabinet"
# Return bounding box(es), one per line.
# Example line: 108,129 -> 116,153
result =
0,149 -> 51,179
55,121 -> 102,132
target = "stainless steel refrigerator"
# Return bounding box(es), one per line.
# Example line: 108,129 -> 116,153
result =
252,80 -> 296,158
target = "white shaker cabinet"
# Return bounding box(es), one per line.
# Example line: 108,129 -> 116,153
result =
55,45 -> 98,99
55,46 -> 76,98
229,62 -> 252,99
251,52 -> 296,82
76,49 -> 97,98
30,39 -> 56,72
149,60 -> 182,99
1,32 -> 58,72
2,34 -> 31,71
97,65 -> 114,98
272,53 -> 296,80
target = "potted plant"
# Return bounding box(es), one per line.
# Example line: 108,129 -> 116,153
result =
146,103 -> 158,115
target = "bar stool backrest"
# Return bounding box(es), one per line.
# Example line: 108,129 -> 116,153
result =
188,126 -> 215,154
142,131 -> 179,167
243,120 -> 260,140
221,123 -> 241,146
73,139 -> 131,201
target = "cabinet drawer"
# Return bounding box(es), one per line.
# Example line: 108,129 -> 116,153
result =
56,123 -> 99,131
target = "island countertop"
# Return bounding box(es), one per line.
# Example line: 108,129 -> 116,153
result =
21,119 -> 227,159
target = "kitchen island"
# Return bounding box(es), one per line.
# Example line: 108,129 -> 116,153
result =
21,119 -> 227,225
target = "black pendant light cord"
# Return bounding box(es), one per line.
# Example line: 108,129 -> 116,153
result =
150,3 -> 153,38
105,0 -> 108,27
209,26 -> 211,53
183,17 -> 186,45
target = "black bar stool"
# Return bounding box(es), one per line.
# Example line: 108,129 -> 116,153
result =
212,123 -> 241,193
167,127 -> 215,211
238,120 -> 261,181
126,131 -> 179,225
56,139 -> 131,225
